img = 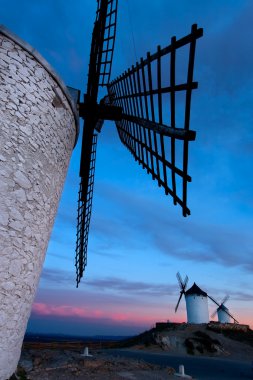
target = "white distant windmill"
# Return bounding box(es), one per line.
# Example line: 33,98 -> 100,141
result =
208,294 -> 239,324
175,272 -> 209,324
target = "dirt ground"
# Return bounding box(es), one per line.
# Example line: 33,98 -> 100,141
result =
18,349 -> 176,380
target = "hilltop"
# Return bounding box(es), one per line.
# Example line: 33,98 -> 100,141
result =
116,322 -> 253,361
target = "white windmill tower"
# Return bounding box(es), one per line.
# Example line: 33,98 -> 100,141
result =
209,295 -> 239,324
175,273 -> 209,324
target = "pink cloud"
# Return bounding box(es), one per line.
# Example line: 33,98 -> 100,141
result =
32,302 -> 252,331
32,302 -> 168,326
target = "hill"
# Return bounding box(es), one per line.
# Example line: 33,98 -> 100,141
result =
115,322 -> 253,361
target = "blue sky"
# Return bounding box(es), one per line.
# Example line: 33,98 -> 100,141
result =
1,0 -> 253,335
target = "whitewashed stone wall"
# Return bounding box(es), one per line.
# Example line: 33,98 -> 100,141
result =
0,26 -> 78,379
185,295 -> 209,324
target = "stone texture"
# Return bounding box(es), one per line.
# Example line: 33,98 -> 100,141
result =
0,28 -> 78,380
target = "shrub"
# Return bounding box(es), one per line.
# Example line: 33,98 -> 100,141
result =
184,338 -> 194,355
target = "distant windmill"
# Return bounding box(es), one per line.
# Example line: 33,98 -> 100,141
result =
208,294 -> 239,324
175,272 -> 209,324
69,0 -> 203,286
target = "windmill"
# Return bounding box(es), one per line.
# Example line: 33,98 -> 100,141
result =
175,273 -> 209,323
71,0 -> 203,287
208,294 -> 239,324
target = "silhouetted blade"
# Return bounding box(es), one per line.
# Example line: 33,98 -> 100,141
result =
224,310 -> 239,324
208,295 -> 221,308
177,272 -> 183,288
184,275 -> 189,289
175,292 -> 183,313
75,132 -> 98,287
108,24 -> 203,216
75,0 -> 118,286
94,0 -> 118,87
211,309 -> 217,319
221,295 -> 229,305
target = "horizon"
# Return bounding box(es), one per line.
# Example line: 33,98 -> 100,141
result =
1,0 -> 253,335
25,318 -> 252,338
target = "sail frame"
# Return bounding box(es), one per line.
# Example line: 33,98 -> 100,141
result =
108,24 -> 203,216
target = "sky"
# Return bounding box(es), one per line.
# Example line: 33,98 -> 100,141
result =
1,0 -> 253,336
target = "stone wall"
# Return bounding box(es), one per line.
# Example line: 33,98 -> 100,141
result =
208,322 -> 250,333
0,26 -> 78,379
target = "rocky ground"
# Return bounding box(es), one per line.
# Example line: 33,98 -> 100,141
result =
151,324 -> 253,361
117,323 -> 253,361
16,348 -> 176,380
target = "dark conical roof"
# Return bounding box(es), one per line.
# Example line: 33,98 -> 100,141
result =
218,304 -> 228,312
185,282 -> 207,297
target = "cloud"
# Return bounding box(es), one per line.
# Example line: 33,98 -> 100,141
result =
200,2 -> 253,91
85,277 -> 176,297
93,182 -> 253,272
40,267 -> 74,286
40,268 -> 176,297
31,302 -> 153,325
50,171 -> 253,280
30,284 -> 174,335
36,271 -> 177,325
153,221 -> 253,269
47,251 -> 72,262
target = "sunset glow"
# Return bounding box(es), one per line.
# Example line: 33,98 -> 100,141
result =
2,0 -> 253,336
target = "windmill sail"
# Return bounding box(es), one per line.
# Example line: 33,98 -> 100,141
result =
76,133 -> 98,285
175,272 -> 189,312
75,0 -> 203,286
108,24 -> 203,216
96,0 -> 118,86
75,0 -> 118,287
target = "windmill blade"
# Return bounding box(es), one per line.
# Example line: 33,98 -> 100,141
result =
175,291 -> 183,313
75,131 -> 98,287
75,0 -> 119,286
208,295 -> 221,308
108,24 -> 203,216
176,272 -> 184,289
221,295 -> 229,305
94,0 -> 118,87
211,309 -> 218,319
183,275 -> 189,289
85,0 -> 118,101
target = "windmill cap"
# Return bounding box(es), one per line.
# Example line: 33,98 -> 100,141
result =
185,282 -> 207,297
218,304 -> 228,311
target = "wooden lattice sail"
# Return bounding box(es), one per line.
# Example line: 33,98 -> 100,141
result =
74,0 -> 203,286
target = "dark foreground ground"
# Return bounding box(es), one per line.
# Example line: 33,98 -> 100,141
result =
13,324 -> 253,379
17,348 -> 176,380
15,346 -> 253,380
